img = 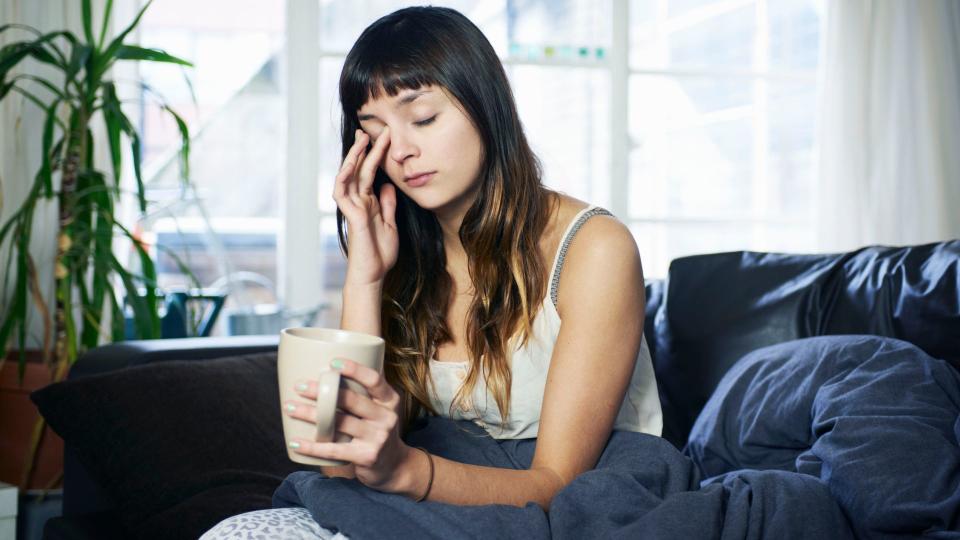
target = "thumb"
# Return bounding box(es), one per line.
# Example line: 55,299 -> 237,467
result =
379,182 -> 397,228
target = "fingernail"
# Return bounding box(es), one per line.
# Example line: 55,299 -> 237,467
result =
289,441 -> 301,449
284,403 -> 297,413
331,358 -> 344,370
295,382 -> 309,392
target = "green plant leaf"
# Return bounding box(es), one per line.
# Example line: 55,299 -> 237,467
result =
163,105 -> 191,184
14,207 -> 33,381
154,242 -> 202,288
97,0 -> 115,51
109,253 -> 156,340
112,220 -> 160,338
7,86 -> 54,116
96,0 -> 152,80
38,98 -> 62,197
112,108 -> 146,212
65,44 -> 92,88
100,81 -> 123,194
107,285 -> 125,342
116,45 -> 192,67
81,0 -> 95,46
0,79 -> 14,101
0,33 -> 69,77
0,202 -> 31,370
85,207 -> 112,348
6,74 -> 66,100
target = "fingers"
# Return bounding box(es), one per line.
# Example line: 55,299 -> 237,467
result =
379,182 -> 397,229
289,438 -> 364,463
283,397 -> 374,436
291,373 -> 397,428
348,146 -> 366,204
357,126 -> 390,194
333,358 -> 397,405
286,388 -> 393,428
336,388 -> 398,429
335,130 -> 368,208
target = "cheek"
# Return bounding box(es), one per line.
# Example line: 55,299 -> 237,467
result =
442,126 -> 484,174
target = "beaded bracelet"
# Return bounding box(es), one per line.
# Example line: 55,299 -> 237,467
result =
414,446 -> 434,502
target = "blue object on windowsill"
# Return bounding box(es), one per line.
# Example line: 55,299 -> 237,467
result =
124,288 -> 227,339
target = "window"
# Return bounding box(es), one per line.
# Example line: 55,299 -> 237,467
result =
132,1 -> 822,332
304,0 -> 822,327
131,0 -> 287,334
628,0 -> 822,276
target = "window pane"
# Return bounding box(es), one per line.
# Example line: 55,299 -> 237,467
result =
508,66 -> 610,205
507,0 -> 612,53
319,1 -> 508,55
630,221 -> 753,279
139,0 -> 285,172
628,74 -> 816,225
630,1 -> 756,70
630,0 -> 822,72
137,1 -> 286,337
768,80 -> 817,223
628,75 -> 754,220
769,0 -> 823,70
631,220 -> 814,279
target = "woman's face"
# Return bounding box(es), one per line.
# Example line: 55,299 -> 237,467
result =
357,84 -> 484,219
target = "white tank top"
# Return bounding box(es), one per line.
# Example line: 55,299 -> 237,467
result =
428,206 -> 663,439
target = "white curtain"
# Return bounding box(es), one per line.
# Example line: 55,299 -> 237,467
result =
815,0 -> 960,252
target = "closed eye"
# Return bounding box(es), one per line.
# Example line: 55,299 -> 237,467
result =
415,115 -> 437,127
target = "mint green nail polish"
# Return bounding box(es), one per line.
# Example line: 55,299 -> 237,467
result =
331,358 -> 344,370
289,441 -> 301,449
295,382 -> 309,392
285,403 -> 296,413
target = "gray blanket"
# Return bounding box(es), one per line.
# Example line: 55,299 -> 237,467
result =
274,335 -> 960,539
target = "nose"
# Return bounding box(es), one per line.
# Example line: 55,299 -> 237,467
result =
387,126 -> 418,163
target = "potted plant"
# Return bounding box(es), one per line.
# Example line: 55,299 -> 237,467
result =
0,0 -> 192,488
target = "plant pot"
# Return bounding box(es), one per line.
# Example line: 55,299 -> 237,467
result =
0,352 -> 64,490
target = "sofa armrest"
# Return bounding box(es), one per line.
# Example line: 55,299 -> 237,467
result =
68,335 -> 280,380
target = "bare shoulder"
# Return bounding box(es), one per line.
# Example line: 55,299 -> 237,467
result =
552,199 -> 644,316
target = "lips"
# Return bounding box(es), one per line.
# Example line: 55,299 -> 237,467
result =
404,171 -> 435,187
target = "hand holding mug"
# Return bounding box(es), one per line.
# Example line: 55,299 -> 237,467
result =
278,327 -> 385,466
278,327 -> 413,492
283,358 -> 412,491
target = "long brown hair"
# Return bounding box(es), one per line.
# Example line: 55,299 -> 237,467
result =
337,7 -> 555,432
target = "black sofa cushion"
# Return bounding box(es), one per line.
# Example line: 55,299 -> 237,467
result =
31,351 -> 300,539
653,240 -> 960,448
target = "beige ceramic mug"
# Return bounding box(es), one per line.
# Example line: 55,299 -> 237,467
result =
278,327 -> 385,466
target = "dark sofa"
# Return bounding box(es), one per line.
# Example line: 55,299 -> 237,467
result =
34,241 -> 960,539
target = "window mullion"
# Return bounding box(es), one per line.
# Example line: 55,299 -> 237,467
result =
610,0 -> 630,219
282,0 -> 321,312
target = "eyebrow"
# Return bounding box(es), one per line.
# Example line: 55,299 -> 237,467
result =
357,90 -> 432,121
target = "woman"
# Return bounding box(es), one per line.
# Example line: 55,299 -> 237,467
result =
203,6 -> 661,538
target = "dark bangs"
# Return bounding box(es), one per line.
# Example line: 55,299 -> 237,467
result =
339,9 -> 449,117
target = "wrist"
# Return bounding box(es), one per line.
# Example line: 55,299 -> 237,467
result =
342,277 -> 384,292
389,445 -> 431,499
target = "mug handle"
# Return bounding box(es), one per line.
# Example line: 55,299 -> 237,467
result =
314,369 -> 342,443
